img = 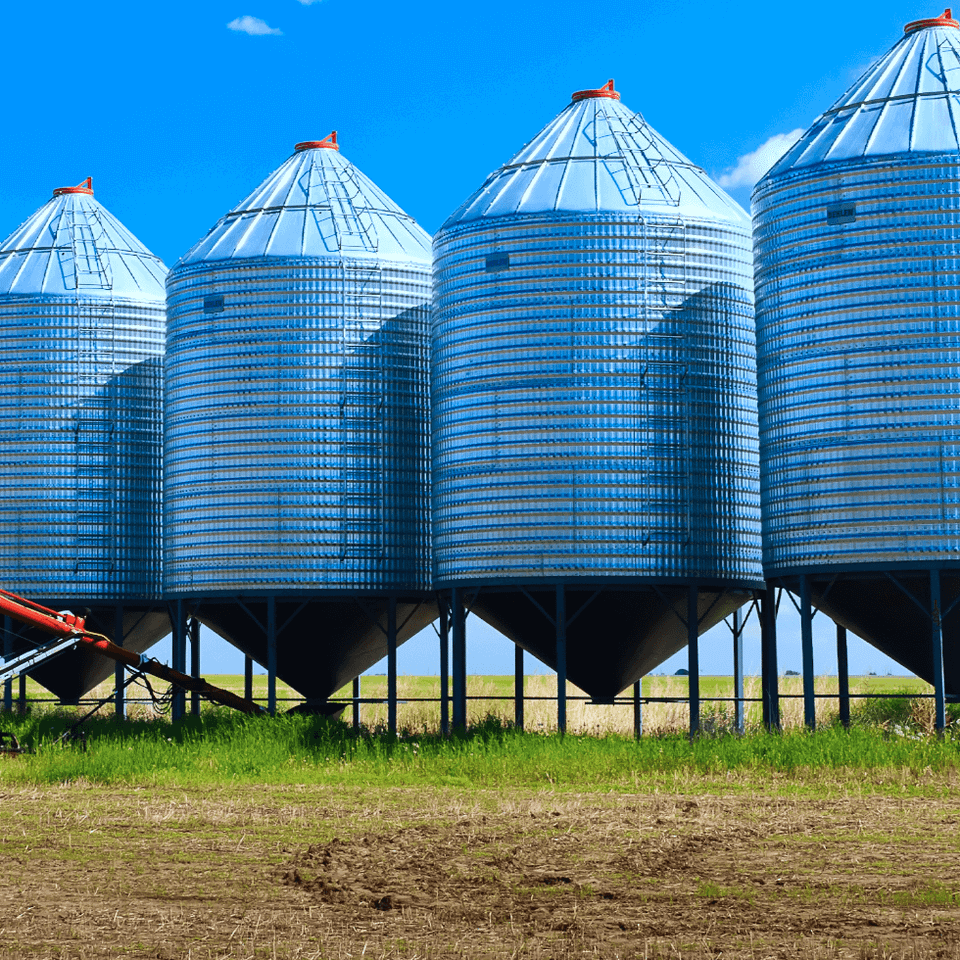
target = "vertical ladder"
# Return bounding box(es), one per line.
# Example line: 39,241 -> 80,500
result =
74,304 -> 117,577
339,263 -> 386,562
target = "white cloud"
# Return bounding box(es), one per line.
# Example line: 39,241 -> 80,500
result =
717,129 -> 805,189
227,15 -> 283,35
296,0 -> 323,4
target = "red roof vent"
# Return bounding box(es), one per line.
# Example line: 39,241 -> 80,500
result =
295,131 -> 339,152
571,79 -> 620,103
904,8 -> 958,33
53,177 -> 93,197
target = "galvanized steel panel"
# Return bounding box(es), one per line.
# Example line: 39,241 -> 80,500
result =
770,16 -> 960,175
165,142 -> 432,594
434,87 -> 762,586
0,189 -> 166,600
755,15 -> 960,575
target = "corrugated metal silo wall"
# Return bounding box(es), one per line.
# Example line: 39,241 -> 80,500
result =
0,297 -> 164,599
754,153 -> 960,690
433,212 -> 761,583
164,257 -> 431,594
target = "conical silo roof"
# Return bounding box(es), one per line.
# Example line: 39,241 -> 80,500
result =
768,9 -> 960,175
443,80 -> 749,227
176,132 -> 431,266
0,179 -> 166,299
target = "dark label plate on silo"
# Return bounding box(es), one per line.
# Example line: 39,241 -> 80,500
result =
203,294 -> 225,314
826,203 -> 856,225
485,253 -> 510,272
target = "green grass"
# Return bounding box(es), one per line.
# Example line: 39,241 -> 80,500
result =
0,709 -> 958,792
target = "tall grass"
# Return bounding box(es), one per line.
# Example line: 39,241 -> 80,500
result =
0,707 -> 958,789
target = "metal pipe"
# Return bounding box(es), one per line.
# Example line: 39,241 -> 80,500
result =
114,605 -> 125,719
267,595 -> 277,717
387,596 -> 398,736
514,643 -> 524,731
556,584 -> 566,736
0,589 -> 263,715
439,599 -> 449,736
761,585 -> 780,731
733,606 -> 744,733
931,568 -> 946,732
244,655 -> 253,702
687,584 -> 700,737
837,624 -> 850,728
800,574 -> 815,729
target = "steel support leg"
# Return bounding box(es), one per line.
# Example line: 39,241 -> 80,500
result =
189,618 -> 201,717
800,574 -> 816,729
267,595 -> 277,717
633,679 -> 642,740
556,585 -> 567,736
687,584 -> 700,737
451,587 -> 466,731
172,600 -> 187,721
387,596 -> 398,736
2,614 -> 11,713
761,585 -> 780,731
931,569 -> 946,733
733,607 -> 744,734
837,624 -> 850,728
244,655 -> 253,702
439,600 -> 449,736
114,605 -> 125,719
352,675 -> 361,728
18,672 -> 25,715
514,644 -> 524,731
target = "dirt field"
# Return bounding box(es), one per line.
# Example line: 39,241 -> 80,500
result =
0,782 -> 958,959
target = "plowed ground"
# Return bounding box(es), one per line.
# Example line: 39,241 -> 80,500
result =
0,784 -> 958,959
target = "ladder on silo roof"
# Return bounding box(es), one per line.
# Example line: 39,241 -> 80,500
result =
599,109 -> 682,210
56,202 -> 113,292
311,154 -> 380,255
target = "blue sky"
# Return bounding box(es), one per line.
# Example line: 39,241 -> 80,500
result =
0,0 -> 936,680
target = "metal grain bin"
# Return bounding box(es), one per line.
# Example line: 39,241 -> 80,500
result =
165,134 -> 434,703
754,10 -> 960,693
0,179 -> 169,701
433,83 -> 762,701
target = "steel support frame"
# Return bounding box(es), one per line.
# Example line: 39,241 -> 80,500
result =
761,585 -> 780,731
387,596 -> 398,736
439,599 -> 450,736
2,614 -> 12,713
514,643 -> 524,731
732,607 -> 744,734
451,587 -> 467,731
189,617 -> 201,717
837,624 -> 850,728
114,604 -> 125,719
171,599 -> 187,721
799,573 -> 816,729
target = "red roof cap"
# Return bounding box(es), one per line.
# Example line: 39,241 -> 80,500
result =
295,131 -> 339,152
904,7 -> 958,33
53,177 -> 93,197
571,79 -> 620,103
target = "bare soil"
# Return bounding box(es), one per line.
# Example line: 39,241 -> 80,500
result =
0,784 -> 958,958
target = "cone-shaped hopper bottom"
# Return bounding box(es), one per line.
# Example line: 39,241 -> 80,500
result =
806,573 -> 960,696
470,586 -> 754,702
14,603 -> 172,703
194,597 -> 438,703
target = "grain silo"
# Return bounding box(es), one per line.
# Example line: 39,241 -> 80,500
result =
433,82 -> 763,707
0,179 -> 169,702
753,9 -> 960,715
164,134 -> 434,708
